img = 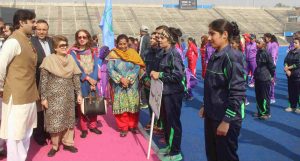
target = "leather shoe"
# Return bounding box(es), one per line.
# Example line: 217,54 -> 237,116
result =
90,128 -> 102,135
47,148 -> 58,157
63,145 -> 78,153
80,130 -> 88,138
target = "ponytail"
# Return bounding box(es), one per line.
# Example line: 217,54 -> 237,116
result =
188,37 -> 197,46
161,27 -> 183,46
231,21 -> 240,37
271,34 -> 278,43
209,19 -> 240,40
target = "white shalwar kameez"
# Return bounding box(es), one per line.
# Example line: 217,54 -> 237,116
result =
0,39 -> 37,161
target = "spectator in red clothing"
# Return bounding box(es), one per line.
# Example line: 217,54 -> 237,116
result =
242,33 -> 251,54
200,35 -> 208,79
186,37 -> 198,76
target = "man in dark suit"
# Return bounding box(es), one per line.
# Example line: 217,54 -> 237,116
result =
31,19 -> 54,146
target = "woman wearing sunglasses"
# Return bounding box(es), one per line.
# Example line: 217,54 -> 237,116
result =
39,35 -> 82,157
70,29 -> 102,138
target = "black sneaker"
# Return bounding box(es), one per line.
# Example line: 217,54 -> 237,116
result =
90,128 -> 102,135
47,148 -> 58,157
80,130 -> 88,138
63,145 -> 78,153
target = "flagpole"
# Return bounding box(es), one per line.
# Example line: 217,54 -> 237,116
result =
147,112 -> 155,160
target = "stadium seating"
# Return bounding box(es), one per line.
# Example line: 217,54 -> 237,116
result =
0,2 -> 297,45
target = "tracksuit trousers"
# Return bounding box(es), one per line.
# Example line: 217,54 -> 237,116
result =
161,93 -> 184,156
205,118 -> 241,161
255,80 -> 271,116
288,79 -> 300,109
247,60 -> 256,84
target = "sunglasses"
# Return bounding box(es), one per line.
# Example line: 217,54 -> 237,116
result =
78,36 -> 87,40
58,43 -> 68,48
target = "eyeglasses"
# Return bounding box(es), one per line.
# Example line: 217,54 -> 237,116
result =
78,36 -> 87,40
58,43 -> 68,48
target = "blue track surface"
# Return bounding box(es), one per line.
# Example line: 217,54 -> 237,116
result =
140,46 -> 300,161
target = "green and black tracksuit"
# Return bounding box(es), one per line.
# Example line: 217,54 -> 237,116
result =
204,45 -> 246,161
254,49 -> 276,116
158,46 -> 185,156
284,48 -> 300,109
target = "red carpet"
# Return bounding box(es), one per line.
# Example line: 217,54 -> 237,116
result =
1,109 -> 160,161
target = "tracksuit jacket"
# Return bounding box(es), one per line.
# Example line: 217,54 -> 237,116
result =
284,48 -> 300,81
245,42 -> 257,61
159,46 -> 186,95
267,42 -> 279,64
254,49 -> 276,81
186,42 -> 198,75
142,47 -> 162,82
204,45 -> 247,123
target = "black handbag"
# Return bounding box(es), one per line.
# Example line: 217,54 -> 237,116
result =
81,92 -> 106,116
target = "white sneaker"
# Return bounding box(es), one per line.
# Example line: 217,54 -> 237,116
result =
285,107 -> 294,112
295,108 -> 300,114
248,83 -> 255,88
245,101 -> 250,106
270,99 -> 276,104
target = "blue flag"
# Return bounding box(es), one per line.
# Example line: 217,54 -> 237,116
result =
99,0 -> 114,49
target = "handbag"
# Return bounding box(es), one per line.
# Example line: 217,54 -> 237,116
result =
81,91 -> 107,116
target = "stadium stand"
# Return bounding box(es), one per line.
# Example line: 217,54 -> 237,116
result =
0,2 -> 298,45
